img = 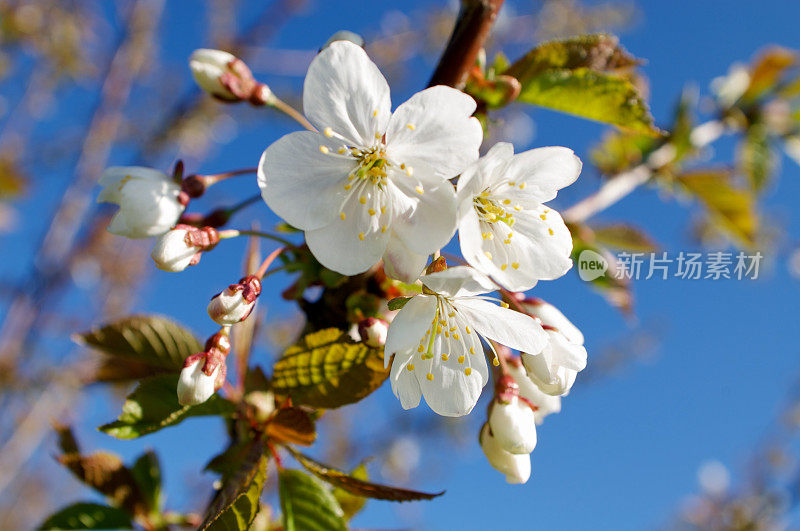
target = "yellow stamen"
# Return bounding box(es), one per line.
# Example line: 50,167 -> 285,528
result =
319,145 -> 330,154
415,185 -> 424,195
426,373 -> 434,381
359,196 -> 367,204
512,262 -> 520,269
464,368 -> 472,376
407,364 -> 415,371
340,212 -> 346,220
358,232 -> 365,241
458,355 -> 465,364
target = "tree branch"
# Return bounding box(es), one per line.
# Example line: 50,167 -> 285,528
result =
427,0 -> 505,88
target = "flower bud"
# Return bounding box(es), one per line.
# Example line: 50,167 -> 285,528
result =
189,49 -> 271,105
507,362 -> 561,425
522,297 -> 584,345
488,394 -> 537,455
522,329 -> 586,396
177,354 -> 223,406
97,166 -> 184,238
151,226 -> 219,272
358,317 -> 388,347
244,391 -> 276,423
208,276 -> 261,325
479,423 -> 531,484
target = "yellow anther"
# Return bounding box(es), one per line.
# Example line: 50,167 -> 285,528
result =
417,345 -> 424,352
453,334 -> 460,340
508,232 -> 513,239
442,353 -> 449,361
406,166 -> 414,177
464,367 -> 472,376
368,208 -> 376,216
358,232 -> 365,241
444,331 -> 449,338
484,251 -> 493,260
503,199 -> 511,205
380,205 -> 386,214
344,184 -> 352,190
519,183 -> 526,189
492,358 -> 500,366
512,262 -> 520,269
465,326 -> 471,334
548,228 -> 554,235
500,302 -> 509,309
400,163 -> 406,169
340,212 -> 346,220
338,148 -> 346,154
514,205 -> 522,211
458,355 -> 465,364
436,325 -> 442,334
407,124 -> 415,130
373,109 -> 378,117
540,213 -> 547,220
504,239 -> 511,245
500,264 -> 508,271
426,373 -> 434,381
359,196 -> 367,204
380,225 -> 387,233
469,347 -> 476,355
415,185 -> 424,195
449,326 -> 457,332
407,364 -> 415,371
323,127 -> 334,137
319,145 -> 330,154
508,181 -> 516,186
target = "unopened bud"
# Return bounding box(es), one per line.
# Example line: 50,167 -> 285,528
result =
358,317 -> 388,347
189,49 -> 270,105
207,276 -> 261,325
151,225 -> 219,272
177,354 -> 223,406
507,361 -> 561,425
245,391 -> 276,423
488,393 -> 537,455
479,423 -> 531,484
522,297 -> 584,345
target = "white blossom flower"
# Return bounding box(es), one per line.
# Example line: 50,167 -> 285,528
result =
488,394 -> 537,454
520,298 -> 587,396
479,423 -> 531,484
151,228 -> 199,272
384,266 -> 547,417
508,361 -> 561,425
258,41 -> 483,282
456,142 -> 581,291
97,166 -> 184,239
177,357 -> 221,406
208,276 -> 261,325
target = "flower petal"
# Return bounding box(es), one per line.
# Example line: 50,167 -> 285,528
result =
386,177 -> 457,256
384,294 -> 437,367
506,205 -> 573,281
456,142 -> 515,207
421,265 -> 496,298
385,86 -> 482,179
390,352 -> 422,410
500,146 -> 582,204
454,297 -> 548,354
259,131 -> 357,231
382,232 -> 429,283
303,41 -> 391,146
98,166 -> 169,204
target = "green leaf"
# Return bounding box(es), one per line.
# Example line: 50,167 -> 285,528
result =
38,502 -> 133,530
290,449 -> 444,502
739,123 -> 775,192
75,315 -> 202,379
200,442 -> 268,531
99,374 -> 235,439
332,463 -> 368,521
591,223 -> 659,252
387,296 -> 411,311
271,328 -> 389,409
674,169 -> 758,247
504,34 -> 657,135
56,451 -> 145,515
279,469 -> 347,531
742,47 -> 796,101
514,68 -> 659,135
130,451 -> 161,513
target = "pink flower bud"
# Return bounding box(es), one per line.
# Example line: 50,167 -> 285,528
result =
188,49 -> 271,105
207,276 -> 261,325
177,354 -> 221,406
151,226 -> 219,272
358,317 -> 388,347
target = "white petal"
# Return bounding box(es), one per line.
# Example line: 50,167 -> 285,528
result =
389,352 -> 422,410
488,397 -> 537,454
508,363 -> 561,425
545,330 -> 587,372
456,142 -> 515,206
382,232 -> 429,283
421,266 -> 497,299
386,177 -> 457,256
177,359 -> 220,406
501,146 -> 582,204
508,205 -> 574,281
455,297 -> 548,354
258,131 -> 357,231
112,179 -> 183,238
384,294 -> 437,367
480,424 -> 531,484
303,41 -> 391,146
524,298 -> 584,345
98,166 -> 170,204
385,86 -> 482,179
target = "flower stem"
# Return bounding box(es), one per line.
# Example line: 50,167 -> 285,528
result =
224,229 -> 295,247
255,246 -> 287,279
270,97 -> 317,132
202,167 -> 258,186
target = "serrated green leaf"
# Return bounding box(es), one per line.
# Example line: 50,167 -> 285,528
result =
272,328 -> 389,409
675,169 -> 758,247
591,223 -> 659,252
130,451 -> 161,513
200,441 -> 268,530
514,68 -> 659,135
332,463 -> 368,521
38,502 -> 133,530
290,449 -> 444,502
75,315 -> 202,379
279,469 -> 347,531
99,374 -> 235,439
387,296 -> 411,311
739,123 -> 775,192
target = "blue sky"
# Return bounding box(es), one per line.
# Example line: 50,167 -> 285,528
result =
17,0 -> 800,529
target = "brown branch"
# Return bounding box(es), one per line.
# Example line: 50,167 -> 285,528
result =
427,0 -> 505,89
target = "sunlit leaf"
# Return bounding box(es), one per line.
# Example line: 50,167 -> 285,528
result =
56,451 -> 144,515
591,223 -> 659,252
743,47 -> 796,100
332,463 -> 368,521
99,374 -> 235,439
739,123 -> 775,192
289,449 -> 444,502
130,451 -> 162,513
38,503 -> 133,530
271,328 -> 389,409
200,441 -> 268,530
267,407 -> 317,446
278,469 -> 347,531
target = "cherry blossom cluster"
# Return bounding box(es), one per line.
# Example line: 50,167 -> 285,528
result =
96,39 -> 589,484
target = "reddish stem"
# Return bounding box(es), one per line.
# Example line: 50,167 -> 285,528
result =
255,246 -> 286,279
